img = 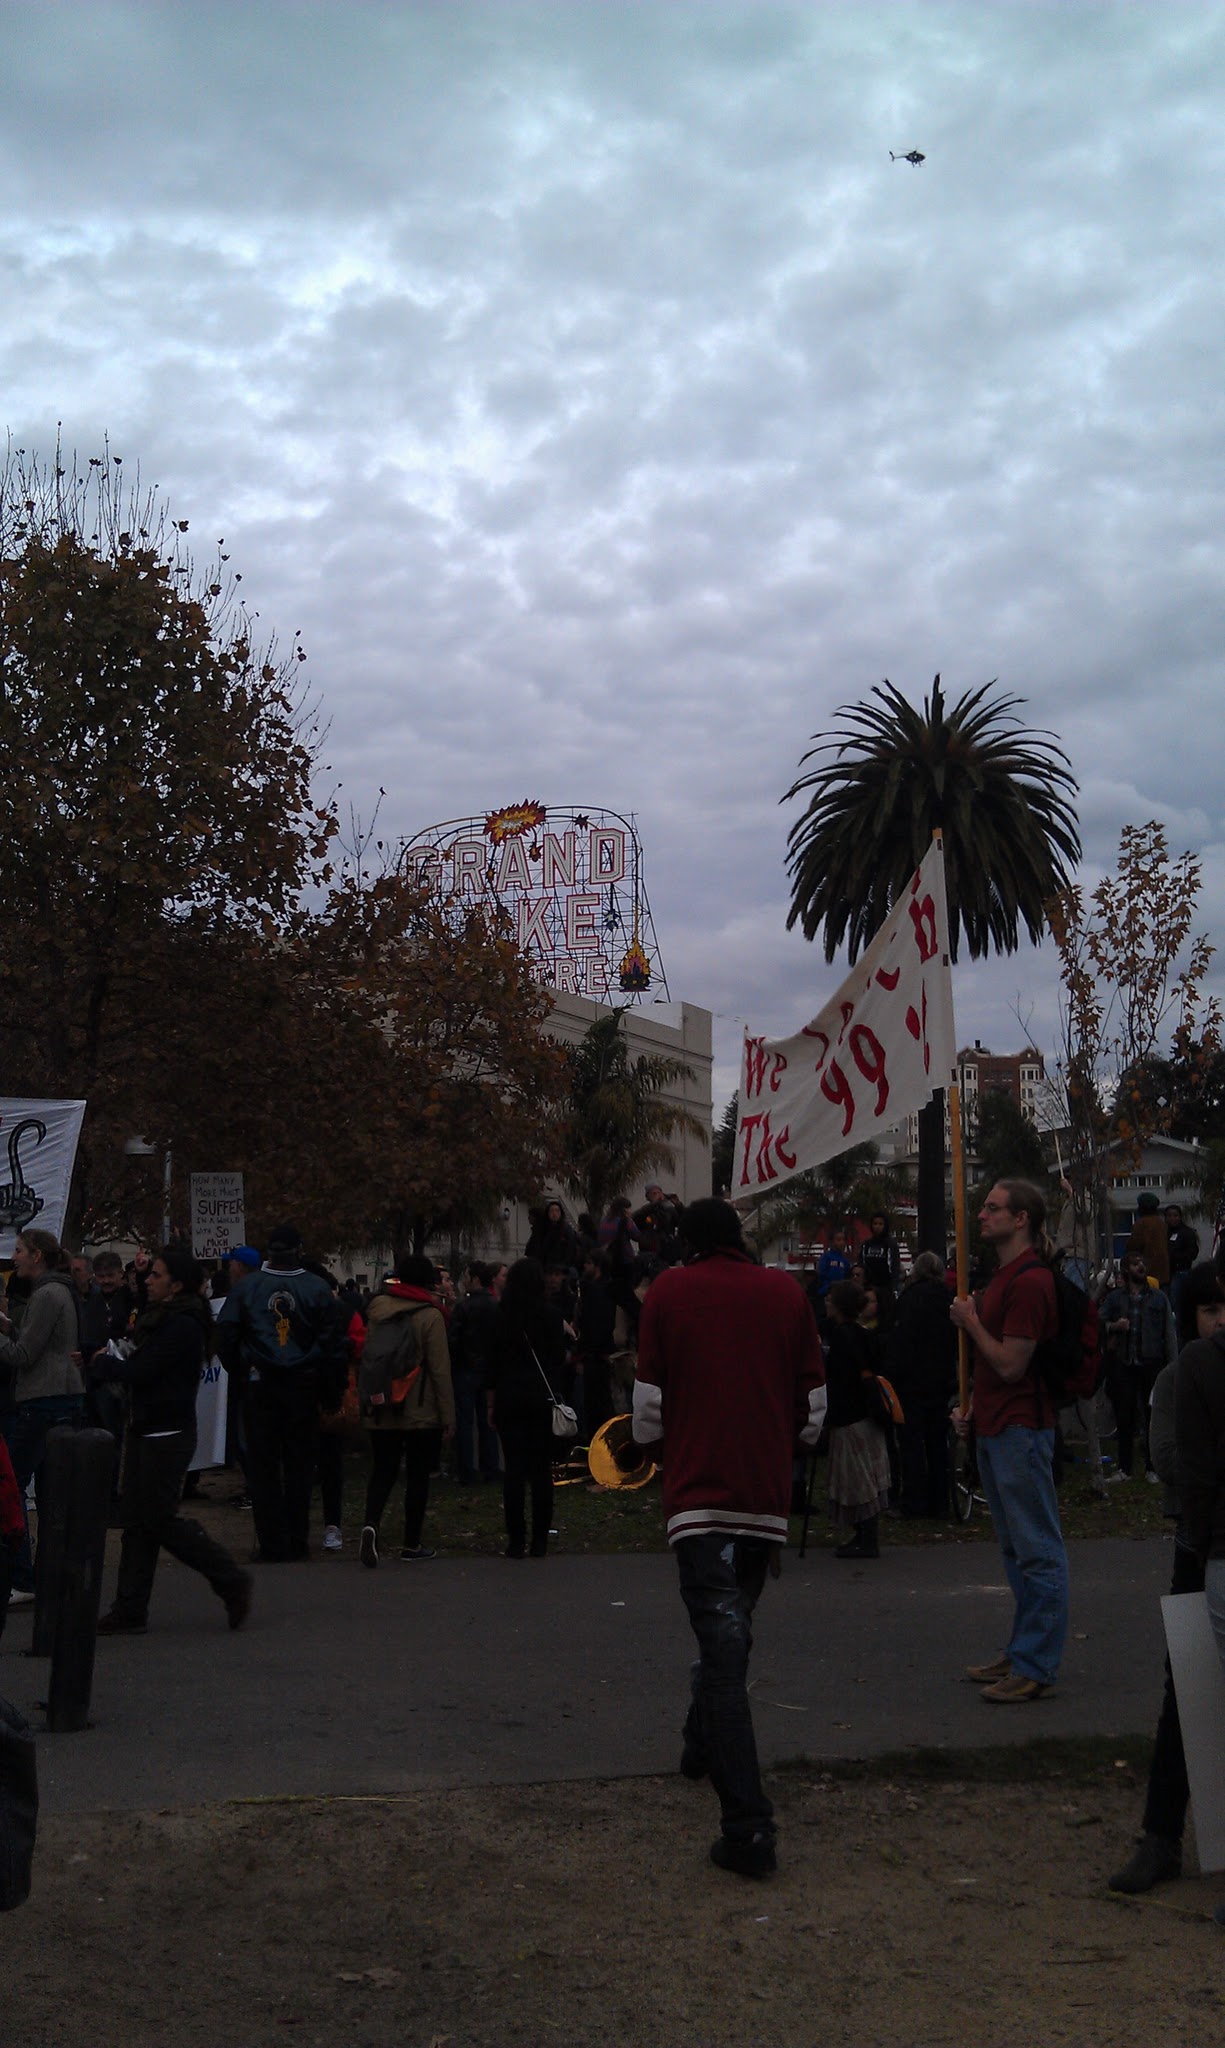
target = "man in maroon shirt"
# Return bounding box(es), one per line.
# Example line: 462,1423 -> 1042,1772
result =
634,1199 -> 826,1877
951,1178 -> 1066,1703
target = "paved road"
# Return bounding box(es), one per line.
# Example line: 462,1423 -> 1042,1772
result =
0,1535 -> 1172,1816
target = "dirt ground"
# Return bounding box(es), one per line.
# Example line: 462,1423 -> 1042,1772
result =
7,1763 -> 1225,2048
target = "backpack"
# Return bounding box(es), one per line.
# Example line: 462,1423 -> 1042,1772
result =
1029,1264 -> 1102,1409
861,1369 -> 905,1430
357,1305 -> 425,1418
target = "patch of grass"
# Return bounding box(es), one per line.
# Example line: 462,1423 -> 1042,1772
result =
337,1446 -> 669,1555
776,1733 -> 1154,1787
321,1434 -> 1168,1558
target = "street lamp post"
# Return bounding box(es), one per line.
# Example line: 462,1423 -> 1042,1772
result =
124,1137 -> 172,1243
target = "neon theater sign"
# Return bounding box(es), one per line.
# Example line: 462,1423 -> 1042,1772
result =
400,802 -> 667,1003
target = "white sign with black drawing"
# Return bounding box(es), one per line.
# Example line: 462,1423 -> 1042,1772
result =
0,1098 -> 87,1258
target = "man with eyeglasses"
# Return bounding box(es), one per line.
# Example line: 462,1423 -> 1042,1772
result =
950,1179 -> 1067,1704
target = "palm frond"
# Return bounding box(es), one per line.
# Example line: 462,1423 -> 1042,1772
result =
784,673 -> 1080,962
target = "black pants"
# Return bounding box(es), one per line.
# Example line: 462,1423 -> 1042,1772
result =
1142,1540 -> 1203,1841
363,1428 -> 441,1548
243,1374 -> 319,1560
675,1533 -> 774,1844
579,1352 -> 614,1440
112,1428 -> 248,1624
497,1410 -> 554,1556
900,1400 -> 951,1517
1106,1355 -> 1161,1476
451,1369 -> 500,1483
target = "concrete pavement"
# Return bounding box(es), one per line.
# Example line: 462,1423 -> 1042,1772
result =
0,1533 -> 1173,1816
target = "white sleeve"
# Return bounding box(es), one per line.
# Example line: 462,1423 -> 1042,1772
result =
632,1378 -> 663,1443
799,1384 -> 827,1447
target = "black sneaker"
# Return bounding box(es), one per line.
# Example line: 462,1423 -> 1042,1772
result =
399,1546 -> 437,1561
96,1611 -> 147,1635
710,1832 -> 777,1878
359,1526 -> 379,1570
1108,1833 -> 1182,1894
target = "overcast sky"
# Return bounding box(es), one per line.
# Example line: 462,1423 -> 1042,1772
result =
3,2 -> 1223,1110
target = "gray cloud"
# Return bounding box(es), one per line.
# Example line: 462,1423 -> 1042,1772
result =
2,2 -> 1223,1110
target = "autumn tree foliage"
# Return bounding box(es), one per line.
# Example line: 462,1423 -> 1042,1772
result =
0,440 -> 566,1251
0,440 -> 335,1236
1046,820 -> 1221,1263
287,872 -> 569,1254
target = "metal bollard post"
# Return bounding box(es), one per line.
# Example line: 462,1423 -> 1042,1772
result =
44,1429 -> 115,1734
30,1427 -> 75,1659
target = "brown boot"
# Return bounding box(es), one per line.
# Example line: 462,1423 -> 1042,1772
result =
965,1654 -> 1011,1684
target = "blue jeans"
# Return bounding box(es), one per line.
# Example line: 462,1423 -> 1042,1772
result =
1,1395 -> 85,1594
976,1425 -> 1069,1685
452,1368 -> 500,1483
675,1533 -> 774,1844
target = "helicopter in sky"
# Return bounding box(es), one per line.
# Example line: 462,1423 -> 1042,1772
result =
889,149 -> 925,165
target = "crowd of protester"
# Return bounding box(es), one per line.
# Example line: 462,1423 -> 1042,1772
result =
4,1182 -> 1225,1905
0,1186 -> 688,1619
0,1186 -> 1209,1607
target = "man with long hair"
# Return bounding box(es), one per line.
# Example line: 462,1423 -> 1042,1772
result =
951,1179 -> 1066,1704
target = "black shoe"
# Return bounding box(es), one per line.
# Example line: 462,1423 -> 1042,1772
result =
96,1611 -> 147,1635
504,1546 -> 525,1559
680,1744 -> 708,1781
399,1546 -> 437,1561
834,1533 -> 865,1558
359,1526 -> 378,1570
224,1574 -> 254,1631
710,1832 -> 777,1878
1108,1833 -> 1182,1894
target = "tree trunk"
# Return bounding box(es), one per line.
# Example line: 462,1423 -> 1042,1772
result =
917,1091 -> 946,1256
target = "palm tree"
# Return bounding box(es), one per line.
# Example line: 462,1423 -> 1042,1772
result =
747,1143 -> 914,1260
785,676 -> 1080,962
784,675 -> 1080,1247
561,1009 -> 707,1222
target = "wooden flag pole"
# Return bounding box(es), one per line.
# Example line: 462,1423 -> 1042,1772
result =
949,1080 -> 970,1411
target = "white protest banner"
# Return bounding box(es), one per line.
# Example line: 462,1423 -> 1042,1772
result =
1163,1590 -> 1225,1872
735,837 -> 957,1196
0,1098 -> 87,1257
189,1172 -> 246,1262
190,1350 -> 230,1471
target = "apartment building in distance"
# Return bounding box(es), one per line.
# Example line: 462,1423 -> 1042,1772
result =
877,1041 -> 1047,1165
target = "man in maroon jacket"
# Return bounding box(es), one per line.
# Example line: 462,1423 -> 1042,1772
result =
633,1199 -> 826,1877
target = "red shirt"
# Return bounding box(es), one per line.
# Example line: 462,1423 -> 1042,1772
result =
633,1250 -> 826,1545
970,1250 -> 1058,1438
0,1435 -> 23,1550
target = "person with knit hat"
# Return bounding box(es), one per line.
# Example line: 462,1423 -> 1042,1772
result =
215,1225 -> 340,1562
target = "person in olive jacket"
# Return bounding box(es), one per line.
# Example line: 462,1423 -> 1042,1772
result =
358,1254 -> 454,1567
94,1244 -> 253,1634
